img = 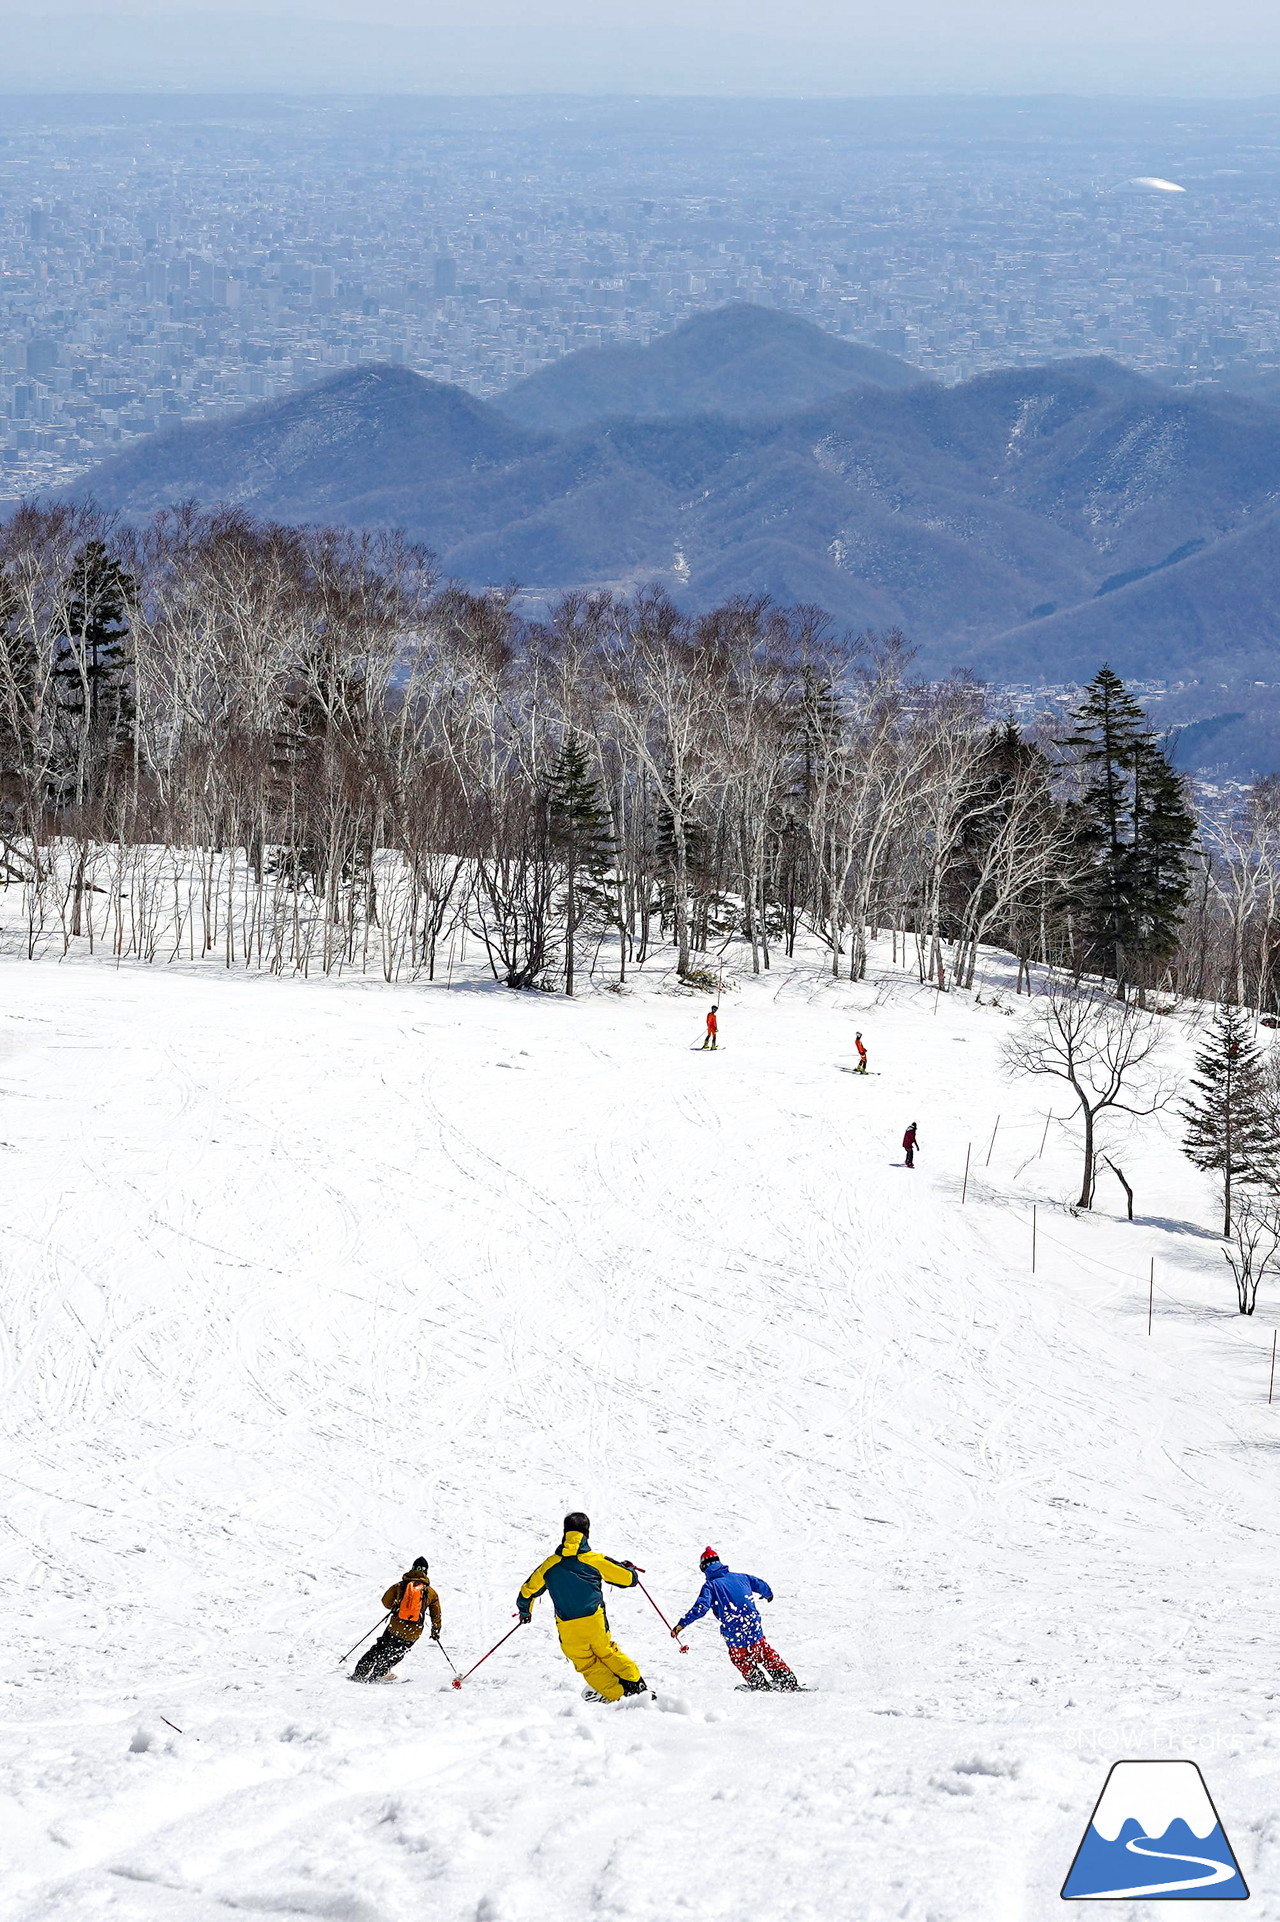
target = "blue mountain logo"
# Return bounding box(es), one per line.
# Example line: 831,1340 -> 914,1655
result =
1062,1760 -> 1248,1899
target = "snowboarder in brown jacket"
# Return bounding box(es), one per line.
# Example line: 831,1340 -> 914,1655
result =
351,1557 -> 442,1682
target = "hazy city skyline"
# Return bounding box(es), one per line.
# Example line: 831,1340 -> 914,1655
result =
7,1 -> 1280,94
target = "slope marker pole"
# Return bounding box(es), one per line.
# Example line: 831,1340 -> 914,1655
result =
1032,1205 -> 1037,1274
1269,1329 -> 1277,1405
985,1115 -> 1000,1167
1038,1112 -> 1052,1159
1148,1259 -> 1154,1337
961,1143 -> 971,1205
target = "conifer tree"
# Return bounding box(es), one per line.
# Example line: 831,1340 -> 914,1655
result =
51,540 -> 135,810
1060,665 -> 1194,990
547,732 -> 614,997
1130,736 -> 1197,974
1181,1003 -> 1276,1235
795,663 -> 844,813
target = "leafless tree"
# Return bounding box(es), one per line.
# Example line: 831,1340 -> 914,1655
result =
1002,990 -> 1172,1209
1222,1191 -> 1280,1316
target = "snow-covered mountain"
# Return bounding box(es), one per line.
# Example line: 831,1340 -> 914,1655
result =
1091,1759 -> 1218,1842
1,928 -> 1278,1919
64,312 -> 1280,710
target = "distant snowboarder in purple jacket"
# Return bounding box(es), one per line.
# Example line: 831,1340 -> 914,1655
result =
903,1121 -> 919,1168
672,1547 -> 799,1690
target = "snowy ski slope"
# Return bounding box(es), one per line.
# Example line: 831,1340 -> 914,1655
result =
1,938 -> 1278,1920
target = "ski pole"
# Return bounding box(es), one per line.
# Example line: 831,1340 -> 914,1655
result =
338,1612 -> 389,1668
451,1618 -> 524,1688
628,1566 -> 689,1653
433,1635 -> 461,1678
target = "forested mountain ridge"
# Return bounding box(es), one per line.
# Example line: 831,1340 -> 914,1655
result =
65,306 -> 1280,688
495,302 -> 927,427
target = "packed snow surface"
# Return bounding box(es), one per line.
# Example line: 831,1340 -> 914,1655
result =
1,936 -> 1278,1920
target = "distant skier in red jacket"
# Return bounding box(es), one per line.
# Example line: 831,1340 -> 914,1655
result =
903,1122 -> 919,1168
702,1005 -> 719,1051
854,1031 -> 868,1074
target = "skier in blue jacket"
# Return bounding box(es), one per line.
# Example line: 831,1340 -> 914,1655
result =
672,1547 -> 799,1690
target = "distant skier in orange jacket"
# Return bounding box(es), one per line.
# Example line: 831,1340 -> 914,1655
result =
854,1031 -> 868,1073
702,1005 -> 719,1050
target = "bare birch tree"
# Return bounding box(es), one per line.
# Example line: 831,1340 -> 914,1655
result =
1003,991 -> 1171,1209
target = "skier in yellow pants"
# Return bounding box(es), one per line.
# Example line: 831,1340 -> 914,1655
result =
517,1511 -> 648,1702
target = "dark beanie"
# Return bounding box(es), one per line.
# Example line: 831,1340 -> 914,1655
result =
563,1510 -> 591,1535
412,1556 -> 429,1572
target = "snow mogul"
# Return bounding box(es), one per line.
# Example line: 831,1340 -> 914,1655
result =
517,1512 -> 648,1702
351,1556 -> 441,1682
673,1547 -> 799,1690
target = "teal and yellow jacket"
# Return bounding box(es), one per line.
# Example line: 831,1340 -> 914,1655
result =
517,1530 -> 637,1622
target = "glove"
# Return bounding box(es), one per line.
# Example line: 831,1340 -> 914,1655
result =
670,1626 -> 683,1639
430,1627 -> 441,1640
619,1560 -> 636,1571
517,1612 -> 531,1626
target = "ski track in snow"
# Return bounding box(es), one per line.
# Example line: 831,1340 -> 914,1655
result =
0,940 -> 1278,1920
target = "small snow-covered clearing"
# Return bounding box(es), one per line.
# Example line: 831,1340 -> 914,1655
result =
0,939 -> 1277,1921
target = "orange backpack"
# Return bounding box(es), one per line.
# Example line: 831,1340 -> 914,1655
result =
397,1580 -> 425,1624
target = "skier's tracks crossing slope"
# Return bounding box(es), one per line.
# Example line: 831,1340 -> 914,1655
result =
0,960 -> 1277,1921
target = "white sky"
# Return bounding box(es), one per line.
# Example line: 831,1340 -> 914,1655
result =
10,0 -> 1280,92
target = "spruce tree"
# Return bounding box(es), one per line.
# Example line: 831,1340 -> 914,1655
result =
1181,1004 -> 1276,1235
1130,736 -> 1197,973
0,583 -> 37,832
547,732 -> 614,997
51,540 -> 135,810
795,664 -> 844,812
1060,665 -> 1194,990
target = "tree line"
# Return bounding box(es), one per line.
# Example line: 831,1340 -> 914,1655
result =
4,500 -> 1280,1310
0,499 -> 1273,1013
